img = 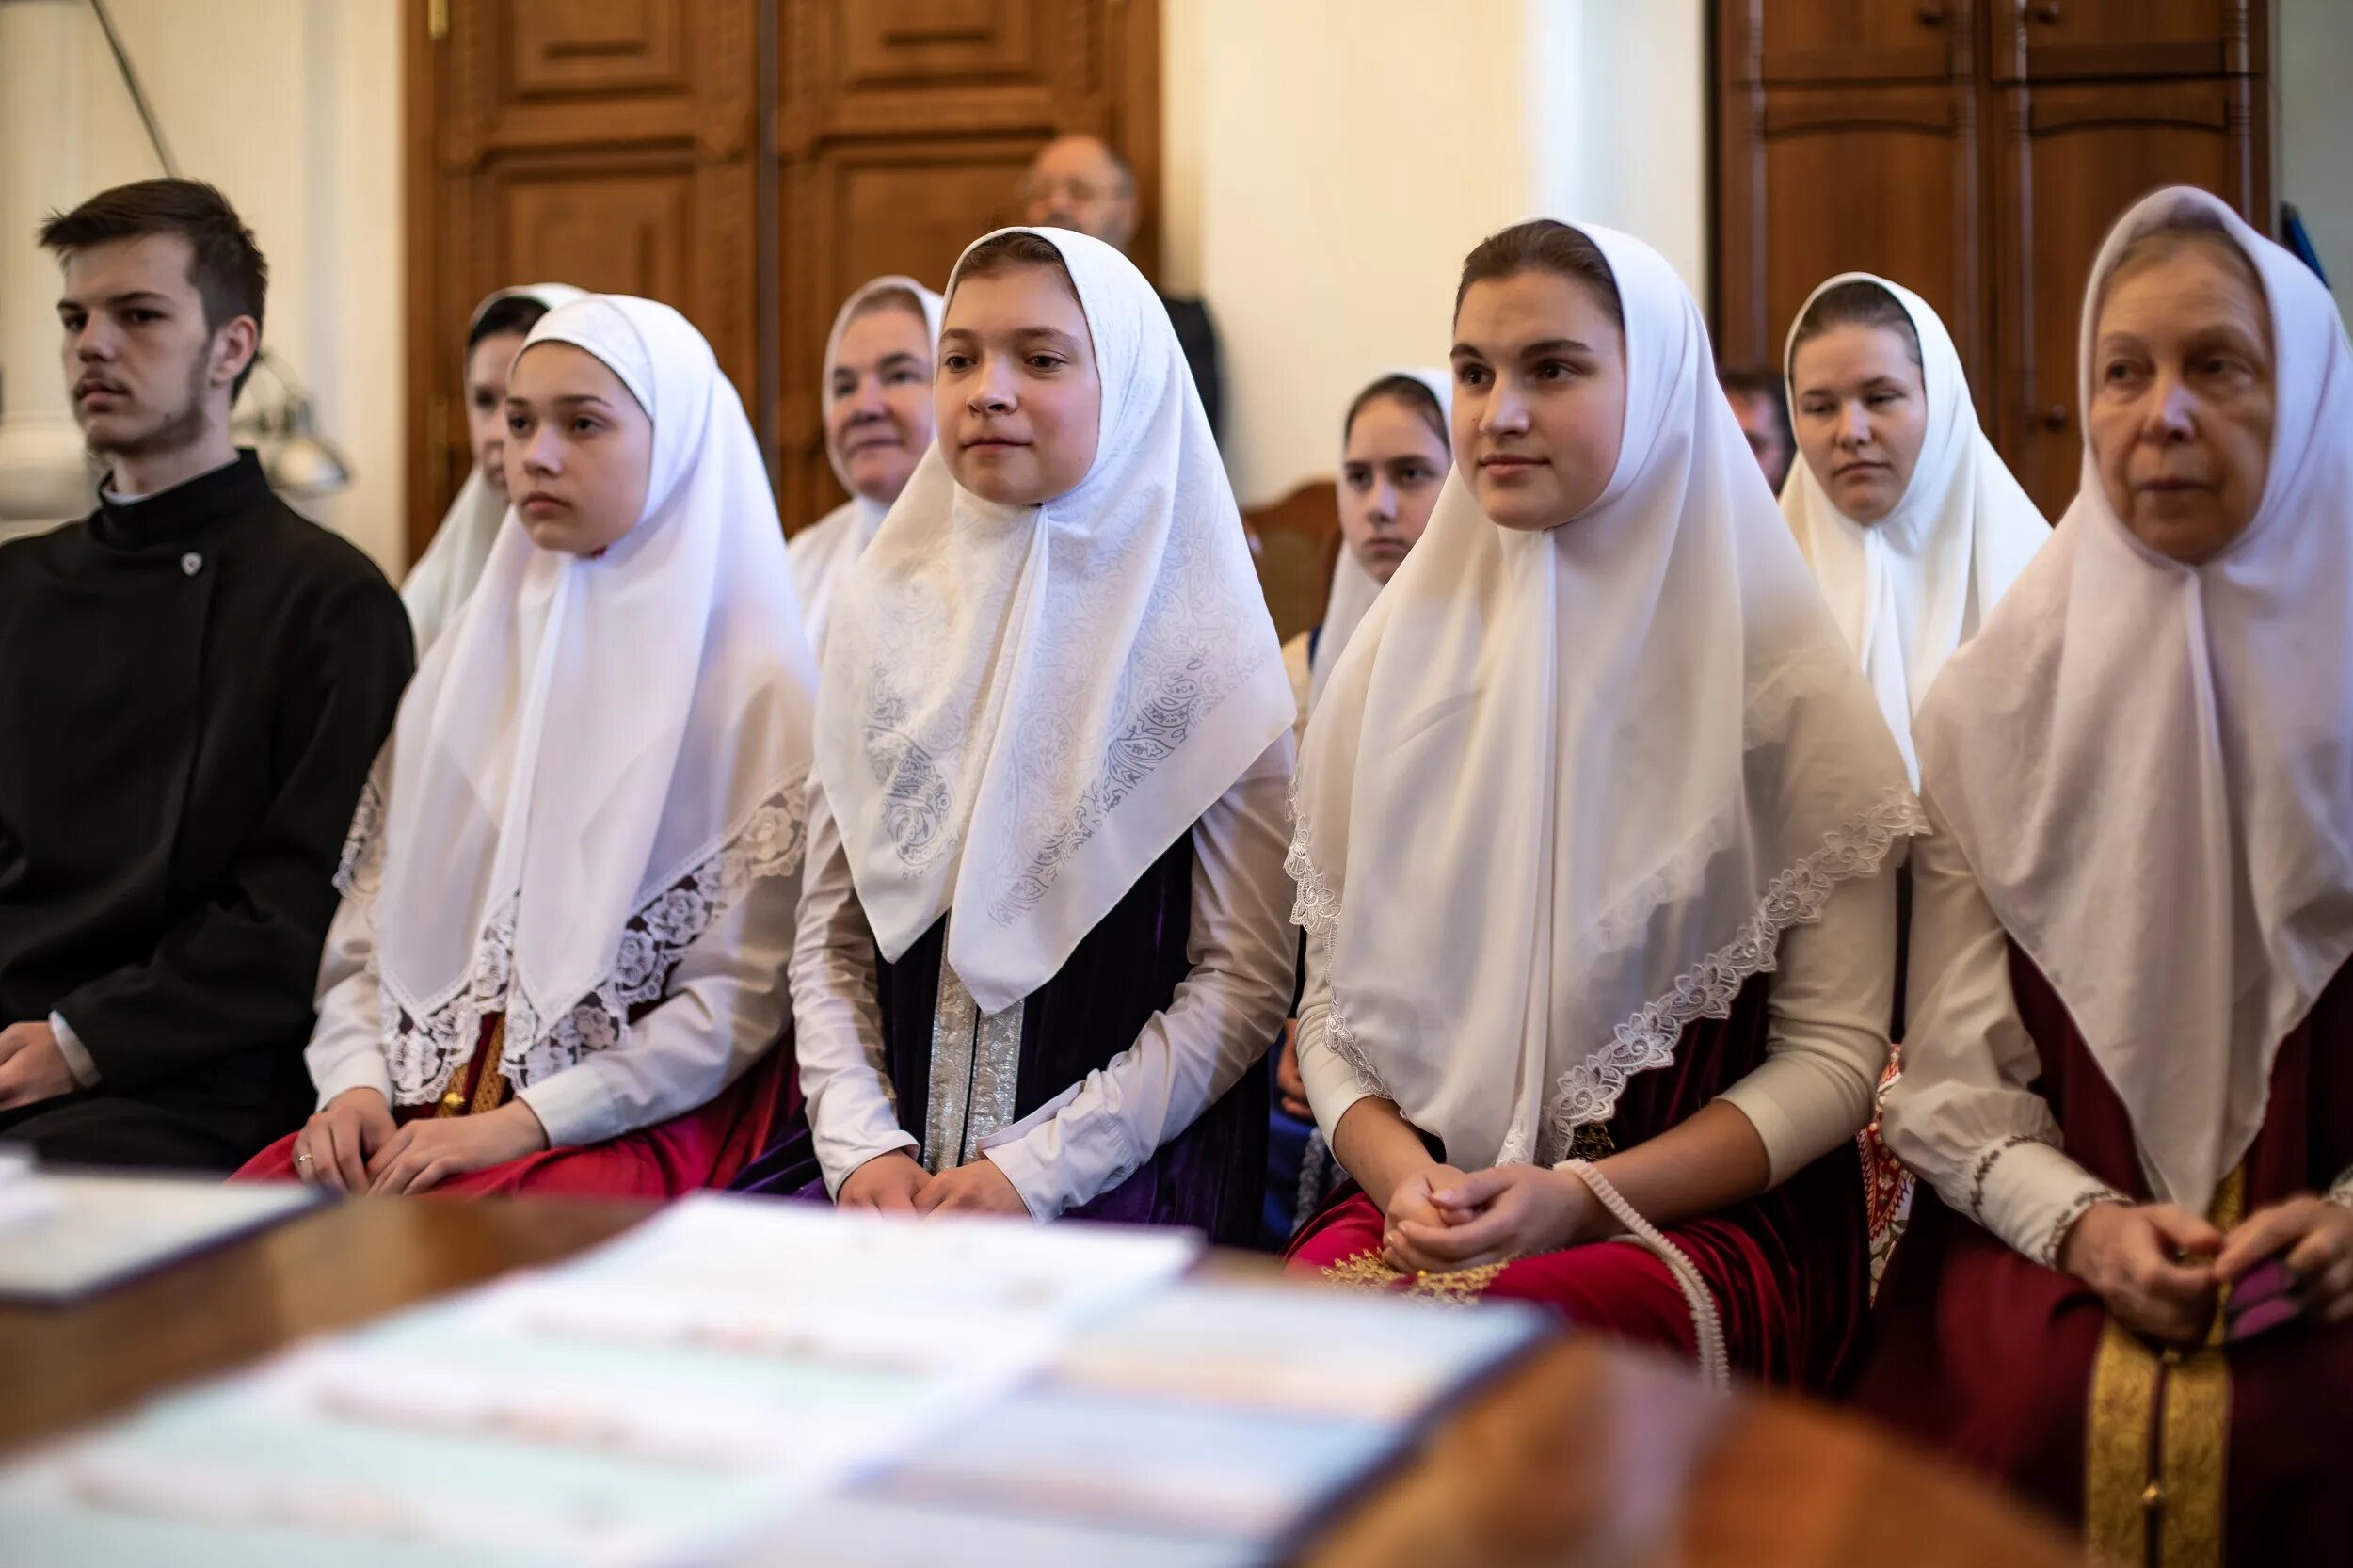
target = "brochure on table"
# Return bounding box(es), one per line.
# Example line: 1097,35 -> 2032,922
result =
0,1193 -> 1546,1567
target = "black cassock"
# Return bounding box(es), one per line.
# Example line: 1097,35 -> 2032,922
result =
0,452 -> 412,1169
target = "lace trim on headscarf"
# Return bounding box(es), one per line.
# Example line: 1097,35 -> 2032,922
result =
335,773 -> 389,899
1544,788 -> 1926,1160
364,774 -> 809,1109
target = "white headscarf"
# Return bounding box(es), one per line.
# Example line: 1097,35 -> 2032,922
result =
1289,223 -> 1919,1172
344,296 -> 819,1104
816,227 -> 1293,1016
791,276 -> 948,648
1913,187 -> 2353,1215
401,283 -> 587,652
1779,274 -> 2047,779
1307,368 -> 1453,714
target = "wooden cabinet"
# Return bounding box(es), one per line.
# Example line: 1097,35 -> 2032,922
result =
1735,0 -> 1963,84
1715,79 -> 1987,422
1991,74 -> 2267,505
1987,0 -> 2263,81
1713,0 -> 2269,519
403,0 -> 1159,559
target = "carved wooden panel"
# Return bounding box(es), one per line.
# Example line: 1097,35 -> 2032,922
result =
505,0 -> 690,99
1715,82 -> 1987,415
1722,0 -> 1970,85
1991,76 -> 2267,515
408,0 -> 1160,560
1987,0 -> 2262,83
494,163 -> 695,300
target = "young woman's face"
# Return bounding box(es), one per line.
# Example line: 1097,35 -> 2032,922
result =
1449,269 -> 1628,532
1338,392 -> 1448,583
2089,240 -> 2275,564
826,302 -> 935,505
504,342 -> 654,555
936,263 -> 1101,506
1789,322 -> 1929,524
466,329 -> 529,497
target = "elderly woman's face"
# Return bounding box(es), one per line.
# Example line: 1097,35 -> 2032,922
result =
2088,236 -> 2274,564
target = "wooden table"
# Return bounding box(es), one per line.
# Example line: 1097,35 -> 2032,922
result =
0,1198 -> 2083,1567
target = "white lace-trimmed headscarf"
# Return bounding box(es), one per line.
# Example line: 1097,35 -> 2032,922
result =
1307,368 -> 1453,714
816,226 -> 1294,1016
402,283 -> 587,652
792,276 -> 947,648
1779,274 -> 2048,780
1289,221 -> 1920,1172
341,295 -> 819,1105
1913,186 -> 2353,1217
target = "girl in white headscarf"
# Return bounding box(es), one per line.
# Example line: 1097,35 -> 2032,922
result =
240,295 -> 818,1198
1780,274 -> 2048,779
1286,220 -> 1918,1392
1280,369 -> 1454,733
790,276 -> 945,649
401,283 -> 585,652
746,228 -> 1297,1242
1862,189 -> 2353,1552
1269,369 -> 1452,1244
1781,277 -> 2047,1288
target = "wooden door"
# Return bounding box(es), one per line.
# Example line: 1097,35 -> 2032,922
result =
403,0 -> 1160,562
769,0 -> 1160,534
1726,0 -> 1966,84
1713,80 -> 1988,416
1989,75 -> 2269,515
405,0 -> 759,560
1987,0 -> 2263,82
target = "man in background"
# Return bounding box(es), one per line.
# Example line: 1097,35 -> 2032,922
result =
1020,134 -> 1225,440
1721,365 -> 1794,495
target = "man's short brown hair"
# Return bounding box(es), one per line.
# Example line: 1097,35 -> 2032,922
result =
40,178 -> 268,395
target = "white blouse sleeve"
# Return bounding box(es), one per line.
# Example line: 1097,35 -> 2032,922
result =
515,866 -> 797,1149
1713,863 -> 1896,1185
1294,921 -> 1371,1150
1880,788 -> 2126,1266
306,890 -> 395,1108
792,779 -> 920,1195
980,734 -> 1300,1220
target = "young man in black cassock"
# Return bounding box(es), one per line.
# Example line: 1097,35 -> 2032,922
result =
0,180 -> 412,1170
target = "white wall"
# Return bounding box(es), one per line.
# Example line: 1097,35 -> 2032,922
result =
2279,0 -> 2353,324
1160,0 -> 1710,506
1,0 -> 405,568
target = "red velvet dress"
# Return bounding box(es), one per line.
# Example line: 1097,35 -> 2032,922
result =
232,1017 -> 794,1197
1285,974 -> 1871,1392
1852,947 -> 2353,1562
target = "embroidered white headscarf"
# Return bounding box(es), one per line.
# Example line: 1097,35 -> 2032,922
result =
1913,186 -> 2353,1215
402,283 -> 587,653
816,227 -> 1294,1016
344,295 -> 819,1104
1289,222 -> 1919,1172
1779,274 -> 2048,779
1307,368 -> 1453,714
791,276 -> 947,648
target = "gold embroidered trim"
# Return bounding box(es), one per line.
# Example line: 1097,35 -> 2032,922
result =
2085,1319 -> 2159,1565
1315,1251 -> 1510,1305
433,1016 -> 511,1119
2083,1166 -> 2242,1568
